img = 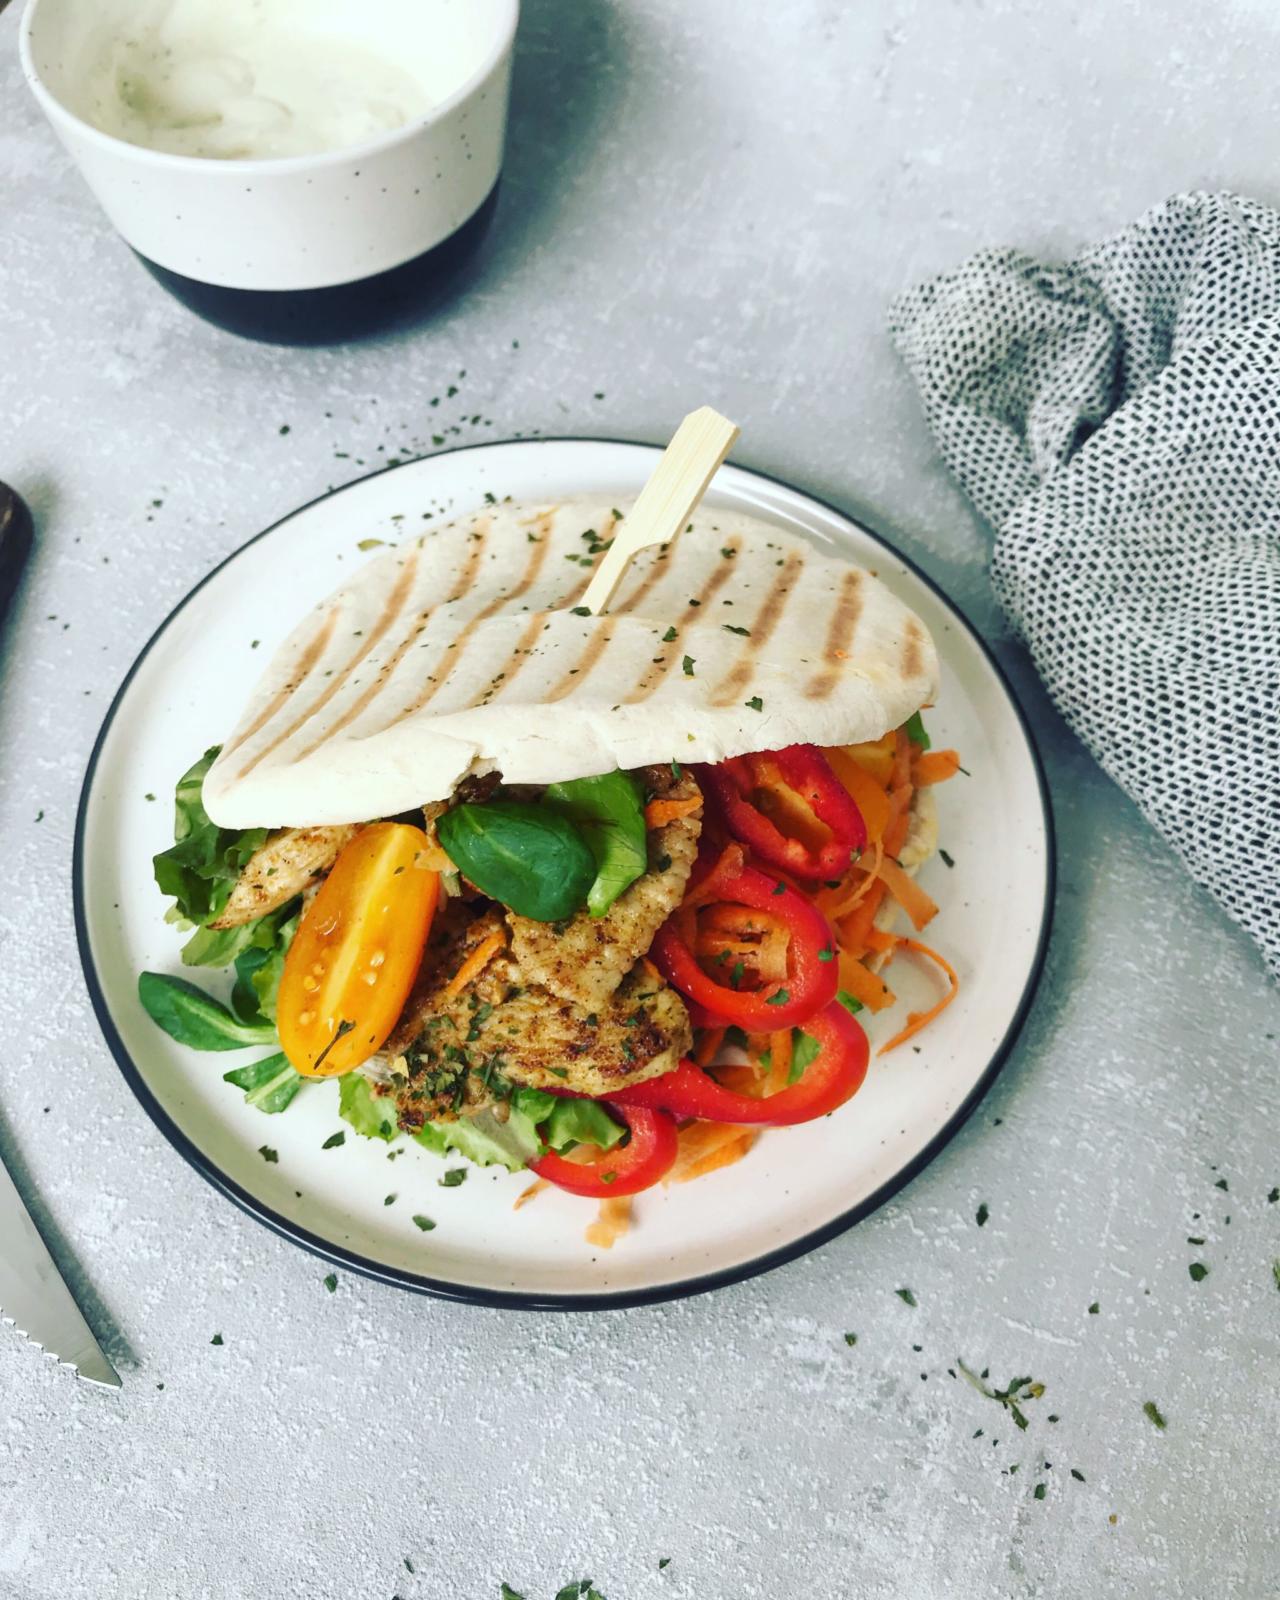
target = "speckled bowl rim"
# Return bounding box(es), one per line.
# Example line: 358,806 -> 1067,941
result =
73,436 -> 1056,1312
20,0 -> 520,176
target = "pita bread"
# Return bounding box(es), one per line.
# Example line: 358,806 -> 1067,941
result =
203,498 -> 939,828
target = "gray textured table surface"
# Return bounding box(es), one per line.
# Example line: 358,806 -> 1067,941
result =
2,4 -> 1277,1597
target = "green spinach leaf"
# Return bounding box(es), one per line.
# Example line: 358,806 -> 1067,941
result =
437,800 -> 595,921
904,710 -> 931,751
138,971 -> 277,1051
222,1052 -> 304,1113
544,770 -> 647,918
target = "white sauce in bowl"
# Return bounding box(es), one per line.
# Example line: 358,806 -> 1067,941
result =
84,0 -> 433,160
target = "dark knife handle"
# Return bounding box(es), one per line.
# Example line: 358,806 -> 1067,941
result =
0,483 -> 33,615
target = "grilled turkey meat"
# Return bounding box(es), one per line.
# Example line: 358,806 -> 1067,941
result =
379,900 -> 690,1130
506,765 -> 702,1012
208,824 -> 356,929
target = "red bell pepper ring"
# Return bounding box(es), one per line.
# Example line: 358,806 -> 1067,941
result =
528,1103 -> 678,1197
651,849 -> 838,1030
611,998 -> 868,1125
699,744 -> 867,882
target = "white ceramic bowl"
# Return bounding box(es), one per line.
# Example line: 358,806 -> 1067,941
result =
20,0 -> 517,336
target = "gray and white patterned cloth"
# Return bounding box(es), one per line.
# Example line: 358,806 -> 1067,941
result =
890,191 -> 1280,981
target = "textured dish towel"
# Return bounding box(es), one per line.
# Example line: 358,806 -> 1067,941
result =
890,191 -> 1280,981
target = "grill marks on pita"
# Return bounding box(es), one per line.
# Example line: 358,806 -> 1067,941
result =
710,549 -> 806,705
364,515 -> 497,733
233,550 -> 422,782
900,617 -> 926,682
805,568 -> 865,700
221,605 -> 340,763
298,512 -> 547,755
625,537 -> 743,703
375,510 -> 560,721
547,615 -> 624,702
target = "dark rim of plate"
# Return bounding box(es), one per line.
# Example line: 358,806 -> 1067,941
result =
72,437 -> 1056,1312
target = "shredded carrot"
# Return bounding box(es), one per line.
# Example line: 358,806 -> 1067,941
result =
819,838 -> 885,920
513,1177 -> 549,1210
694,1026 -> 726,1067
442,928 -> 505,1000
668,1121 -> 759,1183
883,784 -> 913,857
837,879 -> 889,955
824,749 -> 893,843
877,855 -> 938,932
877,936 -> 960,1053
913,749 -> 961,786
644,795 -> 703,829
640,955 -> 663,986
891,728 -> 914,790
585,1196 -> 632,1247
682,1131 -> 756,1181
713,1062 -> 760,1094
837,949 -> 896,1011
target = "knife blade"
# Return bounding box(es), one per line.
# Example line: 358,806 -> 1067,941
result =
0,481 -> 33,616
0,1154 -> 120,1389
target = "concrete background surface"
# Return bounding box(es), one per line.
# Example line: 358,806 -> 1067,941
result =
1,2 -> 1277,1597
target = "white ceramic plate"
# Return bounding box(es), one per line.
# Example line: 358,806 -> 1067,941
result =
75,439 -> 1052,1308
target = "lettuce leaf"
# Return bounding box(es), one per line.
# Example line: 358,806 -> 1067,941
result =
543,1096 -> 625,1152
230,905 -> 300,1023
415,1107 -> 543,1172
338,1073 -> 400,1141
338,1070 -> 628,1177
153,748 -> 268,930
413,1086 -> 625,1173
152,746 -> 301,972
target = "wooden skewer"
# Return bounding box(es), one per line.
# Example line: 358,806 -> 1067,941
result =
579,406 -> 740,615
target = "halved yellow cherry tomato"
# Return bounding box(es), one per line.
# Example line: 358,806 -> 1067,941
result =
277,822 -> 438,1078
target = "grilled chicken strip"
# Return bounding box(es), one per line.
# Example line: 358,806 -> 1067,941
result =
380,903 -> 691,1129
506,765 -> 703,1012
208,824 -> 356,929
